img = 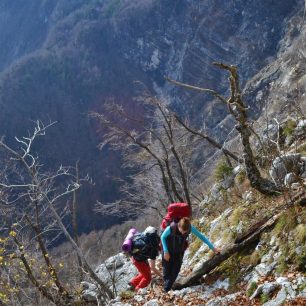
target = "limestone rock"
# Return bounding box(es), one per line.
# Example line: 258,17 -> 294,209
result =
81,281 -> 98,302
134,295 -> 144,302
205,293 -> 240,306
250,282 -> 280,299
284,172 -> 298,186
144,299 -> 159,306
269,153 -> 304,186
242,190 -> 255,203
82,253 -> 137,301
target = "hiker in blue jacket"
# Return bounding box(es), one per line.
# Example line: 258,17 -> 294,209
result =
161,217 -> 221,292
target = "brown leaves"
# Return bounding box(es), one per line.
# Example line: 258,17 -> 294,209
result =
120,280 -> 306,306
285,297 -> 306,305
121,261 -> 306,305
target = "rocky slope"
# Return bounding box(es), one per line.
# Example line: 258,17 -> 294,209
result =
0,0 -> 302,232
81,118 -> 306,305
49,137 -> 306,304
85,180 -> 306,305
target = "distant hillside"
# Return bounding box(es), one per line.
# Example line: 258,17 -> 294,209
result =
0,0 -> 302,232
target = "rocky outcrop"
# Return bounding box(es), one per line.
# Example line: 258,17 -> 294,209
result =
269,153 -> 306,186
243,1 -> 306,125
249,276 -> 306,306
82,253 -> 137,301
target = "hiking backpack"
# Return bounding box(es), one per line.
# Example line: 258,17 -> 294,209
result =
130,231 -> 160,261
160,202 -> 191,230
160,202 -> 191,252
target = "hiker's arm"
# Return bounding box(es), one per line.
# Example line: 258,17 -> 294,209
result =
191,225 -> 216,251
161,226 -> 171,260
149,259 -> 162,277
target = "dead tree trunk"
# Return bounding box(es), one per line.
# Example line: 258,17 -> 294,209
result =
71,161 -> 84,282
167,63 -> 280,196
237,123 -> 279,195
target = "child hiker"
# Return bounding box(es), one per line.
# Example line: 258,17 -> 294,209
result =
128,226 -> 162,291
161,217 -> 221,292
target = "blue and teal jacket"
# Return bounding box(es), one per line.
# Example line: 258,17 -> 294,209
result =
161,223 -> 215,255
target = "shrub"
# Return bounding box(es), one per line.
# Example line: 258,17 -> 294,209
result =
282,119 -> 297,137
214,160 -> 233,181
246,282 -> 258,297
276,252 -> 289,274
188,238 -> 203,259
229,207 -> 245,226
260,293 -> 270,304
273,209 -> 297,237
236,170 -> 246,184
248,250 -> 262,266
120,290 -> 134,299
296,252 -> 306,272
298,142 -> 306,156
294,224 -> 306,243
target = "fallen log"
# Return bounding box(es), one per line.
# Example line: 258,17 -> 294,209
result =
173,190 -> 306,290
234,216 -> 269,244
173,212 -> 282,290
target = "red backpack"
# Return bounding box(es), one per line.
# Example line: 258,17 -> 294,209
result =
161,202 -> 191,230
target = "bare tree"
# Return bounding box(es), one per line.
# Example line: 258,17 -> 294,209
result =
173,114 -> 240,163
91,85 -> 243,219
70,160 -> 84,282
167,63 -> 280,195
91,96 -> 212,217
0,121 -> 113,305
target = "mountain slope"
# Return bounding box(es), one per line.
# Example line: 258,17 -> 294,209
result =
0,0 -> 302,232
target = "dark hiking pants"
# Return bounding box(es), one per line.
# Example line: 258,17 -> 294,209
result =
162,253 -> 183,292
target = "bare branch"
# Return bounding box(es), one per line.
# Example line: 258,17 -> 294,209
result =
165,76 -> 228,105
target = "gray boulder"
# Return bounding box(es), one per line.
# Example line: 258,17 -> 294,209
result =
242,190 -> 255,203
81,281 -> 98,302
144,300 -> 159,306
269,153 -> 304,186
284,172 -> 298,186
260,277 -> 297,306
262,283 -> 296,306
250,282 -> 280,299
220,173 -> 235,190
210,183 -> 223,201
82,253 -> 137,301
95,253 -> 137,293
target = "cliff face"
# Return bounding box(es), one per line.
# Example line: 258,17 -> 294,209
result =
0,0 -> 51,70
0,0 -> 303,231
244,8 -> 306,123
